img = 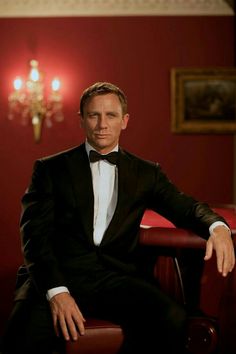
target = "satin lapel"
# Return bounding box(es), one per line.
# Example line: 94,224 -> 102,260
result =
65,144 -> 94,242
101,148 -> 138,245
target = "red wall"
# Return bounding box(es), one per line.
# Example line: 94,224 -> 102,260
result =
0,16 -> 234,333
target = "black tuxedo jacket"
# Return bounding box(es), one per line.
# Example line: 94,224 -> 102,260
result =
17,143 -> 225,300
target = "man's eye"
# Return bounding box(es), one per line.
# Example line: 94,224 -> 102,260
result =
88,113 -> 98,118
108,113 -> 117,118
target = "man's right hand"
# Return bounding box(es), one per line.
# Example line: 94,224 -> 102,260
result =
49,292 -> 86,341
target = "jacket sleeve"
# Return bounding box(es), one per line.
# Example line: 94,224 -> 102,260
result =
20,159 -> 66,296
148,164 -> 228,238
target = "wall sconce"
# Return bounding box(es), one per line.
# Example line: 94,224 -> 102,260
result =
8,59 -> 63,143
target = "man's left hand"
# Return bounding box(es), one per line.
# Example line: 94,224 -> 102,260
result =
204,225 -> 235,276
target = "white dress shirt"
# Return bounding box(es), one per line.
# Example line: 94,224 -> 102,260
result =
86,142 -> 118,245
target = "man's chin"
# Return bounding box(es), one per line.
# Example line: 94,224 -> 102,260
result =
91,140 -> 116,153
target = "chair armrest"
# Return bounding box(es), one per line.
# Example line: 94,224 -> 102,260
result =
139,227 -> 236,249
139,227 -> 206,249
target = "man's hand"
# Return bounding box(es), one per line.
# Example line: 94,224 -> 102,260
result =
49,292 -> 86,341
204,225 -> 235,277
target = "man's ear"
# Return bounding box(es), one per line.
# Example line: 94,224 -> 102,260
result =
78,112 -> 84,128
121,114 -> 129,130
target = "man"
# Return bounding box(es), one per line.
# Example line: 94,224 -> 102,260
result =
2,82 -> 235,354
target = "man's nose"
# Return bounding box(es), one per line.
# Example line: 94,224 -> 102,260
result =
97,115 -> 108,129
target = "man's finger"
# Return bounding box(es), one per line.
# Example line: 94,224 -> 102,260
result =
52,312 -> 60,337
215,248 -> 224,275
204,239 -> 213,261
221,246 -> 235,276
58,316 -> 70,341
73,314 -> 85,336
65,315 -> 79,341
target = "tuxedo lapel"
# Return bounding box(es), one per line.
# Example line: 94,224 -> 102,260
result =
117,148 -> 137,207
65,144 -> 94,243
101,148 -> 138,245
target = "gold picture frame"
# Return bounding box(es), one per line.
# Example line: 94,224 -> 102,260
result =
171,67 -> 236,133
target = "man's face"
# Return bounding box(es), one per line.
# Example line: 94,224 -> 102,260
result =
80,93 -> 129,154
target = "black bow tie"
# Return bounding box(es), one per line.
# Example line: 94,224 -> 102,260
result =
89,150 -> 119,165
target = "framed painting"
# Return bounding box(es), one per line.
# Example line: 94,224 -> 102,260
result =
171,68 -> 236,133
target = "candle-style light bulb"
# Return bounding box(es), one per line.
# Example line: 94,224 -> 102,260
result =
13,77 -> 23,90
51,77 -> 61,91
29,60 -> 40,82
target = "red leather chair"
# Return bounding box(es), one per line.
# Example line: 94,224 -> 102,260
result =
2,207 -> 235,354
66,219 -> 236,354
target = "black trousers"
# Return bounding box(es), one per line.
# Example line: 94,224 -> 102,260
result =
1,270 -> 187,354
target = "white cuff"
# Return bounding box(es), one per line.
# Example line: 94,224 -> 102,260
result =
209,221 -> 231,235
46,286 -> 70,301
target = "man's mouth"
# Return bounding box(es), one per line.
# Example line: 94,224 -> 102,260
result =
95,134 -> 109,138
